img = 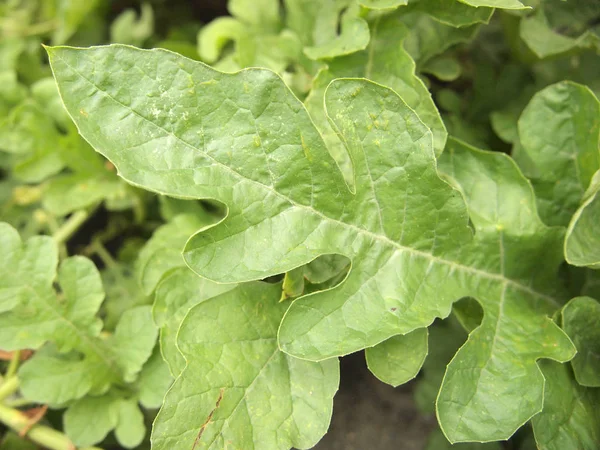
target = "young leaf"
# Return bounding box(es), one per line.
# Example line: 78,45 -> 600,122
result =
0,102 -> 64,183
0,222 -> 157,405
516,81 -> 600,227
151,281 -> 339,450
532,361 -> 600,450
407,0 -> 493,28
561,296 -> 600,387
366,328 -> 428,387
304,13 -> 447,183
110,3 -> 154,47
48,46 -> 574,442
565,171 -> 600,268
64,391 -> 145,449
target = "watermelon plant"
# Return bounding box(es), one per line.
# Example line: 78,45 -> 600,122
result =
1,0 -> 599,449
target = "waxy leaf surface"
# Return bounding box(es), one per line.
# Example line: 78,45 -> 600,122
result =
48,45 -> 574,442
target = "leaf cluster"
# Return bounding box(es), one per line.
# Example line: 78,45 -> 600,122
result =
1,1 -> 600,450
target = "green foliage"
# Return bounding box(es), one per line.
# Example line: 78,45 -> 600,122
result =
1,0 -> 599,449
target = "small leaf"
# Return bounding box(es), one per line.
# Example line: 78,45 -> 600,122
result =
565,171 -> 600,268
1,222 -> 157,404
115,399 -> 146,448
561,297 -> 600,387
110,3 -> 154,47
358,0 -> 408,9
532,361 -> 600,450
152,282 -> 339,450
303,4 -> 369,60
517,81 -> 600,227
366,328 -> 428,387
64,392 -> 120,447
408,0 -> 493,28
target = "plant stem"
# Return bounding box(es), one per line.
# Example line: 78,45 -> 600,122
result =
52,209 -> 91,245
6,350 -> 21,379
0,403 -> 99,450
0,377 -> 20,402
92,240 -> 118,269
4,397 -> 33,408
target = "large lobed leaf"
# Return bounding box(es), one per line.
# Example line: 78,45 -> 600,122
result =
47,45 -> 576,443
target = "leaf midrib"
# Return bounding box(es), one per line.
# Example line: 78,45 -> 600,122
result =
54,50 -> 557,307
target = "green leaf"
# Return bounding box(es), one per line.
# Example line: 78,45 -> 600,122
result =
435,138 -> 574,442
285,0 -> 369,61
52,0 -> 103,45
110,3 -> 154,47
400,12 -> 480,65
63,392 -> 145,449
459,0 -> 526,8
136,212 -> 219,295
0,222 -> 157,405
109,305 -> 158,382
102,262 -> 152,331
136,347 -> 174,409
414,317 -> 468,414
48,45 -> 574,442
426,428 -> 502,450
565,171 -> 600,268
519,4 -> 599,59
422,55 -> 462,81
114,398 -> 146,448
64,392 -> 120,446
43,173 -> 123,216
366,328 -> 428,387
152,281 -> 339,450
153,268 -> 236,376
304,14 -> 447,181
303,6 -> 370,60
0,432 -> 38,450
0,102 -> 64,183
561,297 -> 600,387
408,0 -> 493,28
532,361 -> 600,450
358,0 -> 408,9
517,81 -> 600,227
281,266 -> 305,300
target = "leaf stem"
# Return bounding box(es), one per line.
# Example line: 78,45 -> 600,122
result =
52,209 -> 91,245
0,403 -> 104,450
0,377 -> 20,402
4,397 -> 34,408
90,240 -> 118,269
5,350 -> 21,379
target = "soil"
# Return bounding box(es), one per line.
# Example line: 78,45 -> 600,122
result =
312,353 -> 436,450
